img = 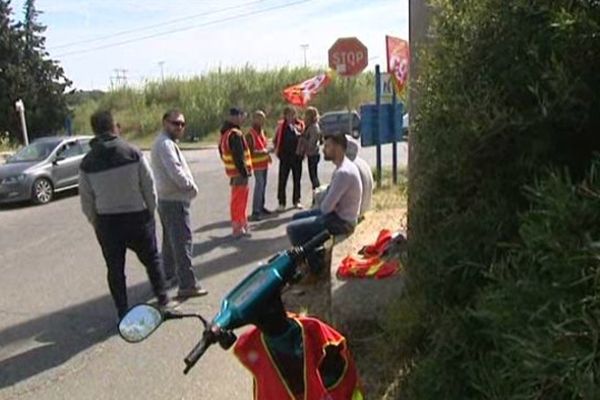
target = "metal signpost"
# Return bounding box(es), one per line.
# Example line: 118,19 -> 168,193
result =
14,99 -> 29,146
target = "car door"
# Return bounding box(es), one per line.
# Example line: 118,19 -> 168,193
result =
52,140 -> 84,189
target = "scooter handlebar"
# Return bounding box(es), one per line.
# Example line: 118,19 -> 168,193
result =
183,331 -> 213,374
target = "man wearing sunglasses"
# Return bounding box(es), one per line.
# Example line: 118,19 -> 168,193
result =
151,109 -> 207,299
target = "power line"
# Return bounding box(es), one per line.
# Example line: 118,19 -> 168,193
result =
55,0 -> 311,58
51,0 -> 270,50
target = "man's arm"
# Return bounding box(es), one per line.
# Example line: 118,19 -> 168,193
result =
320,172 -> 348,214
230,132 -> 250,177
245,132 -> 255,153
157,140 -> 196,191
78,171 -> 97,226
139,155 -> 157,215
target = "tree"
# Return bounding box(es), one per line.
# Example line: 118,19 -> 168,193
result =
0,0 -> 25,141
0,0 -> 71,143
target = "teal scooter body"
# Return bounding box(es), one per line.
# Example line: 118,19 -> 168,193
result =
212,250 -> 296,330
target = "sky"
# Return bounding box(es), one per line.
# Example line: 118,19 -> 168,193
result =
9,0 -> 408,90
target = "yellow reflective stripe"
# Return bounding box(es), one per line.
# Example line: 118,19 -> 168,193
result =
352,387 -> 365,400
366,260 -> 384,276
252,154 -> 269,162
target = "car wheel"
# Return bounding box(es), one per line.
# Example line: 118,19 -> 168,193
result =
32,178 -> 54,204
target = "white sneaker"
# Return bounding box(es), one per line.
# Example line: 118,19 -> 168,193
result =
276,205 -> 286,212
293,203 -> 304,210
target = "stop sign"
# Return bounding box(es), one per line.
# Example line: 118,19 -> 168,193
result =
328,37 -> 368,76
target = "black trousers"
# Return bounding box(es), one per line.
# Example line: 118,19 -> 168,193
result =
95,210 -> 166,318
278,156 -> 303,206
307,154 -> 320,189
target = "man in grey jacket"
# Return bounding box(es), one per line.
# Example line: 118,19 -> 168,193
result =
79,110 -> 173,319
151,109 -> 207,298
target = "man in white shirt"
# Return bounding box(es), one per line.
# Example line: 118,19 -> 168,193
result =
151,109 -> 207,298
286,133 -> 363,273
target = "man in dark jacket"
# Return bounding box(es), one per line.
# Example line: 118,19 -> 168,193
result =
219,107 -> 252,238
79,110 -> 174,320
274,106 -> 305,211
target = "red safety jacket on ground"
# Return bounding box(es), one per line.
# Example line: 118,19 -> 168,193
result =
337,229 -> 404,279
220,127 -> 252,178
234,315 -> 364,400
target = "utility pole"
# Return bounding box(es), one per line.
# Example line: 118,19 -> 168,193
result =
158,61 -> 165,84
300,44 -> 309,67
112,68 -> 128,88
408,0 -> 432,241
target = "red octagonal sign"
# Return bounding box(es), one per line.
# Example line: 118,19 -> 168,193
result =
328,37 -> 368,76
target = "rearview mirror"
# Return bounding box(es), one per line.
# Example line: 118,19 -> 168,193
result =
53,155 -> 66,164
118,304 -> 163,343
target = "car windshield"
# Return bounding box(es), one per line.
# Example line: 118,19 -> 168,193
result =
8,141 -> 59,163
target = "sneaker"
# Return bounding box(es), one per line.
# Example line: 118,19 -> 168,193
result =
293,203 -> 304,210
177,287 -> 208,299
248,213 -> 262,222
261,208 -> 274,215
158,297 -> 180,311
276,204 -> 286,212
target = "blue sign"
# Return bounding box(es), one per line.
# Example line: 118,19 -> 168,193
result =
359,103 -> 404,147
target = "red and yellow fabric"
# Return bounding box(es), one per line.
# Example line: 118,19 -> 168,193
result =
337,229 -> 402,279
282,71 -> 333,107
274,118 -> 305,158
234,315 -> 363,400
247,127 -> 271,171
219,128 -> 252,177
386,35 -> 410,94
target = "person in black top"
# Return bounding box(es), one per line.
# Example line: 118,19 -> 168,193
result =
274,106 -> 305,211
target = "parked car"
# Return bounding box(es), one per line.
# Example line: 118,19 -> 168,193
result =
319,110 -> 361,138
0,136 -> 92,205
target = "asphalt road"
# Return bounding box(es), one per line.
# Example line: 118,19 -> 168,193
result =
0,143 -> 407,400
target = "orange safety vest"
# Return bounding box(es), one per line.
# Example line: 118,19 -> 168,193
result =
234,315 -> 364,400
220,128 -> 252,178
274,118 -> 305,158
247,127 -> 270,171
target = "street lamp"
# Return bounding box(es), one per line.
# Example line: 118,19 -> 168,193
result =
14,99 -> 29,146
300,44 -> 309,67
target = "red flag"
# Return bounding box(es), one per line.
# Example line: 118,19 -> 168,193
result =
386,35 -> 410,93
282,71 -> 332,107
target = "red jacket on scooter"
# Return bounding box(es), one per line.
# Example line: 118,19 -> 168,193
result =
234,314 -> 363,400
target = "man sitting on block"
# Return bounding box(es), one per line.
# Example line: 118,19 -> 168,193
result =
286,133 -> 363,273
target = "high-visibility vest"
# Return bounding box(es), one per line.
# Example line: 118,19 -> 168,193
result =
219,128 -> 252,177
274,118 -> 305,158
234,315 -> 364,400
247,127 -> 270,171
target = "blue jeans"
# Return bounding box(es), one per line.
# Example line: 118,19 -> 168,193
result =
286,209 -> 355,273
158,200 -> 198,290
252,169 -> 268,215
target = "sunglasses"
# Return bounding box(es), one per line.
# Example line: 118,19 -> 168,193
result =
169,120 -> 186,127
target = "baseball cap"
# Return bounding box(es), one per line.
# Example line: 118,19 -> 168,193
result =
229,107 -> 246,116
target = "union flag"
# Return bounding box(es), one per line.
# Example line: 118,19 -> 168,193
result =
282,71 -> 333,107
386,35 -> 410,93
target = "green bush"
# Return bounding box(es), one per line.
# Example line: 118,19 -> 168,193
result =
73,66 -> 377,142
390,0 -> 600,398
